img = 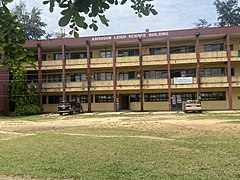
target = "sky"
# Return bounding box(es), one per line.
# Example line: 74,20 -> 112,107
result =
7,0 -> 220,37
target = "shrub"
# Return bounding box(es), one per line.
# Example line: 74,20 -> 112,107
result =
12,104 -> 40,116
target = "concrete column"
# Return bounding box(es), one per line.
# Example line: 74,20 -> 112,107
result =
139,38 -> 144,112
226,33 -> 233,110
112,42 -> 117,112
37,43 -> 43,113
86,41 -> 91,112
195,33 -> 201,100
167,38 -> 172,111
62,44 -> 66,101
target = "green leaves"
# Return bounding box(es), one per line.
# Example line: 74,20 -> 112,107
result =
214,0 -> 240,27
43,0 -> 157,37
59,10 -> 73,26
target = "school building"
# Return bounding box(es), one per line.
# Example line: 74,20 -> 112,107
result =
1,26 -> 240,114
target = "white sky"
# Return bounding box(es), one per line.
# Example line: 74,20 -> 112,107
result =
7,0 -> 222,37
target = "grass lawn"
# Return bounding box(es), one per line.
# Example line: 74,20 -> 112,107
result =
0,113 -> 240,179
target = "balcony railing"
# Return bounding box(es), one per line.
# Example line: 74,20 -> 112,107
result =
200,76 -> 228,88
143,55 -> 167,66
116,56 -> 139,67
117,79 -> 140,90
200,51 -> 227,63
91,57 -> 113,68
143,79 -> 168,89
91,80 -> 113,91
170,53 -> 197,64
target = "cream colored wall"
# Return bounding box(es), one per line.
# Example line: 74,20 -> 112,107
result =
144,102 -> 169,111
81,103 -> 88,112
91,103 -> 114,111
130,102 -> 140,111
232,88 -> 240,110
43,104 -> 58,113
201,89 -> 229,110
201,101 -> 228,110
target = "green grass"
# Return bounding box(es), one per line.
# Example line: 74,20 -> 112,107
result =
0,121 -> 240,179
184,113 -> 240,121
0,114 -> 60,122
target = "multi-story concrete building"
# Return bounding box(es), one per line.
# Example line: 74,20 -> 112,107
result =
2,26 -> 240,114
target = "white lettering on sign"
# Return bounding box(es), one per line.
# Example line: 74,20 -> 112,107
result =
114,35 -> 127,40
91,32 -> 169,41
91,36 -> 112,41
149,32 -> 169,37
128,33 -> 146,39
173,77 -> 193,85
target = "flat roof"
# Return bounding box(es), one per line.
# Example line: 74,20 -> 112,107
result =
24,26 -> 240,50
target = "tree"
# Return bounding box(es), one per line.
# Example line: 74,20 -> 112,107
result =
0,0 -> 38,116
9,69 -> 40,116
194,18 -> 212,28
43,0 -> 158,37
54,28 -> 68,39
214,0 -> 240,26
12,0 -> 47,40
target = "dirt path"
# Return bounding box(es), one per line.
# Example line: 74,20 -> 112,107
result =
0,112 -> 239,135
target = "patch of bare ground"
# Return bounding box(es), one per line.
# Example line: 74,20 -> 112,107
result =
0,113 -> 239,137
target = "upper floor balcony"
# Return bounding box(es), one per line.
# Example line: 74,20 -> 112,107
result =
200,76 -> 228,88
24,51 -> 240,71
170,53 -> 197,64
143,79 -> 168,90
200,51 -> 227,63
143,55 -> 167,66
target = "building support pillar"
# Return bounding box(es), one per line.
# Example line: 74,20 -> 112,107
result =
139,38 -> 144,112
195,33 -> 201,100
62,44 -> 66,101
167,38 -> 172,111
112,42 -> 117,112
37,43 -> 43,113
226,33 -> 233,110
86,41 -> 92,112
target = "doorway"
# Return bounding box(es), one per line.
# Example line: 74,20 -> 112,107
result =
171,93 -> 197,111
171,94 -> 182,111
119,95 -> 129,110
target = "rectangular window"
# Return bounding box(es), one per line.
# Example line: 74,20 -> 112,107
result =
119,72 -> 136,80
201,92 -> 226,101
118,49 -> 139,57
34,54 -> 46,61
42,96 -> 47,104
94,72 -> 113,81
204,44 -> 224,52
66,74 -> 87,82
171,69 -> 196,78
145,93 -> 168,102
231,68 -> 235,76
100,51 -> 112,58
95,95 -> 114,103
72,95 -> 93,103
129,94 -> 140,102
149,47 -> 167,55
181,93 -> 197,101
144,70 -> 168,79
53,53 -> 70,60
27,74 -> 38,83
200,68 -> 225,77
70,52 -> 92,59
170,46 -> 195,54
42,75 -> 47,83
48,96 -> 61,104
48,74 -> 61,82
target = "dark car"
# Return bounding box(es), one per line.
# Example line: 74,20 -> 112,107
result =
57,100 -> 83,115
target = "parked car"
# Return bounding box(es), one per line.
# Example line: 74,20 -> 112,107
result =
183,100 -> 202,113
57,100 -> 83,115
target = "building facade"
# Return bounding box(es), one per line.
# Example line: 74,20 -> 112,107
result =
21,26 -> 240,113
